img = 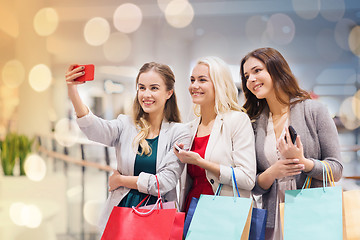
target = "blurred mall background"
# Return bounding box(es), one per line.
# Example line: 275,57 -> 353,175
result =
0,0 -> 359,239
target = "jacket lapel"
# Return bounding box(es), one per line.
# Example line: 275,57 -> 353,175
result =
156,119 -> 170,169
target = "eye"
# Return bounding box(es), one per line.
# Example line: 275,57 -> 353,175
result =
244,75 -> 249,80
200,78 -> 208,82
190,78 -> 195,83
138,85 -> 145,90
254,68 -> 261,73
151,86 -> 159,90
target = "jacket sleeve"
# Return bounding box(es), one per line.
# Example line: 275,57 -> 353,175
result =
76,109 -> 126,147
304,101 -> 343,181
137,123 -> 192,197
219,112 -> 257,191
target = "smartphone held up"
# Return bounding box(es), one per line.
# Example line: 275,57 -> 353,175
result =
287,125 -> 297,144
75,64 -> 95,82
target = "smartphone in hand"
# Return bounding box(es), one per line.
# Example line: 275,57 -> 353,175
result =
288,125 -> 297,144
174,143 -> 182,152
75,64 -> 95,82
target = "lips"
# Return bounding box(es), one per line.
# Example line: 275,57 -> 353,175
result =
142,100 -> 154,106
191,91 -> 203,96
253,83 -> 263,91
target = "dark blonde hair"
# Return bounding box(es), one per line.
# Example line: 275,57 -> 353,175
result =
240,48 -> 310,120
132,62 -> 180,155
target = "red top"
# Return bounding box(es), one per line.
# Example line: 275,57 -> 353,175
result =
184,134 -> 214,213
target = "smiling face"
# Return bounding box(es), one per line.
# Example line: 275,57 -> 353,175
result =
243,57 -> 275,100
189,63 -> 215,107
137,70 -> 173,117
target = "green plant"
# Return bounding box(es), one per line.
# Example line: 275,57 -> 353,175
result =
1,133 -> 19,176
18,134 -> 34,175
0,133 -> 33,176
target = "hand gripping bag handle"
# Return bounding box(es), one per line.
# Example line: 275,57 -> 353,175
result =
214,167 -> 240,199
132,175 -> 163,215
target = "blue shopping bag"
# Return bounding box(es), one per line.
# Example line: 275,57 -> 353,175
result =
183,197 -> 199,237
249,207 -> 267,240
283,161 -> 344,240
185,167 -> 252,240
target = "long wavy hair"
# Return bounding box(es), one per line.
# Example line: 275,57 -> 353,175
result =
132,62 -> 181,155
193,56 -> 241,116
240,48 -> 311,120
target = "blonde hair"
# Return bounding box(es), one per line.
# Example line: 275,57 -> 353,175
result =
193,56 -> 241,116
132,62 -> 181,155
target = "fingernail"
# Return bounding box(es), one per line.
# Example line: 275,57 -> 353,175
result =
82,66 -> 85,69
82,71 -> 85,75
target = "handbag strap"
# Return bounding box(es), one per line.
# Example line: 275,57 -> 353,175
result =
231,167 -> 241,198
132,175 -> 163,215
214,167 -> 240,199
322,161 -> 335,186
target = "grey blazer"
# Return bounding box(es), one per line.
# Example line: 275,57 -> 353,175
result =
252,99 -> 343,228
76,110 -> 192,232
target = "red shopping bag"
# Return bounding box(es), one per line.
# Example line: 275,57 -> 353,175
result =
101,205 -> 177,240
101,176 -> 184,240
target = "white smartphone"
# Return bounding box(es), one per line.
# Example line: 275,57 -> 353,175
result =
174,143 -> 182,152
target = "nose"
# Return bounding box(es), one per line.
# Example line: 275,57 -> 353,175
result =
143,88 -> 152,97
248,74 -> 256,82
191,81 -> 200,89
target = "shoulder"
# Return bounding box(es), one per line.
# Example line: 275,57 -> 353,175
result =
297,99 -> 328,116
116,114 -> 134,125
168,121 -> 191,135
223,110 -> 250,121
221,111 -> 253,134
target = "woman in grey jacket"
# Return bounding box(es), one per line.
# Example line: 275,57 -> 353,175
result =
65,62 -> 191,232
240,48 -> 343,240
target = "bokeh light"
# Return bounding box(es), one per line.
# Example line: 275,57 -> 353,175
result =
83,200 -> 103,226
113,3 -> 143,33
1,59 -> 25,88
54,118 -> 81,147
292,0 -> 320,20
24,153 -> 47,182
266,13 -> 295,45
24,204 -> 43,228
349,25 -> 360,57
157,0 -> 173,12
352,90 -> 360,120
84,17 -> 110,46
320,0 -> 345,22
9,202 -> 27,226
33,8 -> 59,36
28,64 -> 52,92
103,32 -> 132,62
316,29 -> 342,62
165,0 -> 194,28
334,18 -> 356,51
339,97 -> 360,130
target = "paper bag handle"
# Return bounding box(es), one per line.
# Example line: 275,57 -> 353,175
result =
132,175 -> 163,215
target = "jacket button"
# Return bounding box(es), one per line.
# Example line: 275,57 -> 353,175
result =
210,179 -> 214,184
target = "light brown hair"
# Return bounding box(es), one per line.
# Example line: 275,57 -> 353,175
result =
132,62 -> 180,155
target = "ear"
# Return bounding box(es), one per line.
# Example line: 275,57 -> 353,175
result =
166,89 -> 173,100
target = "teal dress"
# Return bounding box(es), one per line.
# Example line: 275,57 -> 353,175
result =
118,136 -> 158,207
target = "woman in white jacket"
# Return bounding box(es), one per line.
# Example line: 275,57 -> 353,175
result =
65,62 -> 191,231
176,56 -> 256,212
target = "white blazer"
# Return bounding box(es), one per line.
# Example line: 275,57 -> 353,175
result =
179,110 -> 256,210
76,110 -> 192,232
